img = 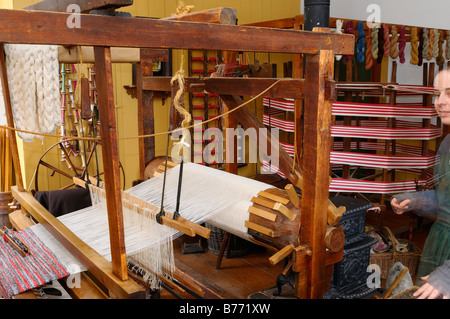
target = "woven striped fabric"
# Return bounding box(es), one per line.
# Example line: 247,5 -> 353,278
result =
330,151 -> 438,169
331,125 -> 441,140
332,101 -> 438,118
261,160 -> 436,194
329,178 -> 433,194
263,97 -> 438,116
263,114 -> 295,132
0,228 -> 69,299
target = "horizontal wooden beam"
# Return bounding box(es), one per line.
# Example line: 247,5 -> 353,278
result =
142,76 -> 307,99
0,9 -> 354,55
11,186 -> 145,299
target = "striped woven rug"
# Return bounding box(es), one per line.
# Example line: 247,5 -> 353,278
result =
0,228 -> 69,299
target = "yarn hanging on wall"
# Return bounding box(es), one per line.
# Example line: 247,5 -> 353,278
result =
355,21 -> 366,63
410,27 -> 419,65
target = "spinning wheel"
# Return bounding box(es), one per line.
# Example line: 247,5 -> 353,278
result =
33,138 -> 125,192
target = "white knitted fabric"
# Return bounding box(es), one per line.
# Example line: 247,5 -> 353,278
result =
0,80 -> 5,126
3,44 -> 61,142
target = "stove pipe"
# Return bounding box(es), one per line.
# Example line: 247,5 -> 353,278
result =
304,0 -> 330,31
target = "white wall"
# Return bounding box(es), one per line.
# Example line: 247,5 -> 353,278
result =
302,0 -> 450,86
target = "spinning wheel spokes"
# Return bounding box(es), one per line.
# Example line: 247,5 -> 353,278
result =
34,139 -> 125,192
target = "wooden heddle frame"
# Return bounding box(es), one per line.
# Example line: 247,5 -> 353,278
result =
0,5 -> 354,299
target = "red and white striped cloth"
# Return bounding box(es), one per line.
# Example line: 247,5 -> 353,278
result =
332,101 -> 438,118
331,125 -> 441,140
330,151 -> 438,169
0,228 -> 69,299
261,160 -> 436,194
263,97 -> 438,116
329,177 -> 433,194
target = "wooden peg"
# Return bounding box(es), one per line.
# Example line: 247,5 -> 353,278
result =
257,190 -> 290,205
269,244 -> 295,265
284,184 -> 300,208
248,205 -> 277,221
251,196 -> 294,220
327,200 -> 346,226
273,202 -> 294,220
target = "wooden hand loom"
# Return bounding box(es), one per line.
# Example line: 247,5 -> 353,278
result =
1,3 -> 354,299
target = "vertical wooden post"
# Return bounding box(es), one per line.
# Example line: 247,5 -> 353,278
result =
0,44 -> 24,191
293,21 -> 304,168
298,49 -> 334,299
93,46 -> 128,281
137,49 -> 155,180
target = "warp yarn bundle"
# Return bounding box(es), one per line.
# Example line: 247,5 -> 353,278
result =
3,44 -> 61,142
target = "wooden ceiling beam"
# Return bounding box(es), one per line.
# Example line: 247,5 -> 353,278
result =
0,9 -> 354,55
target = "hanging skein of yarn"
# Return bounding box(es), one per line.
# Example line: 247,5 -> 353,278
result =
410,27 -> 419,65
432,29 -> 440,59
445,30 -> 450,60
446,30 -> 450,60
418,28 -> 424,66
371,25 -> 379,60
427,28 -> 433,61
383,24 -> 390,58
389,25 -> 399,59
377,26 -> 384,63
355,21 -> 365,63
365,28 -> 374,70
335,20 -> 343,61
436,30 -> 445,67
3,44 -> 61,143
398,26 -> 406,64
422,28 -> 429,61
344,20 -> 355,64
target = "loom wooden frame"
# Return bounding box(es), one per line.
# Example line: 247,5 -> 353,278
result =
1,8 -> 354,299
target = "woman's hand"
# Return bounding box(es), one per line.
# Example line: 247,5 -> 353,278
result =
390,197 -> 411,214
414,276 -> 449,299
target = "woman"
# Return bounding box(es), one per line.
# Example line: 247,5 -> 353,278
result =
391,69 -> 450,299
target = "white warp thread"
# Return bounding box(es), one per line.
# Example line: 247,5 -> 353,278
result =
28,163 -> 272,288
3,44 -> 61,142
128,163 -> 271,239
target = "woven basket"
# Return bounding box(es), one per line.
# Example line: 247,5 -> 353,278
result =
369,226 -> 422,279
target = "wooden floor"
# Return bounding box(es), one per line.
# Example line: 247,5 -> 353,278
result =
160,203 -> 432,299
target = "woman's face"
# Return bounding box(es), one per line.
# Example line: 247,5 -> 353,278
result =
434,70 -> 450,126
